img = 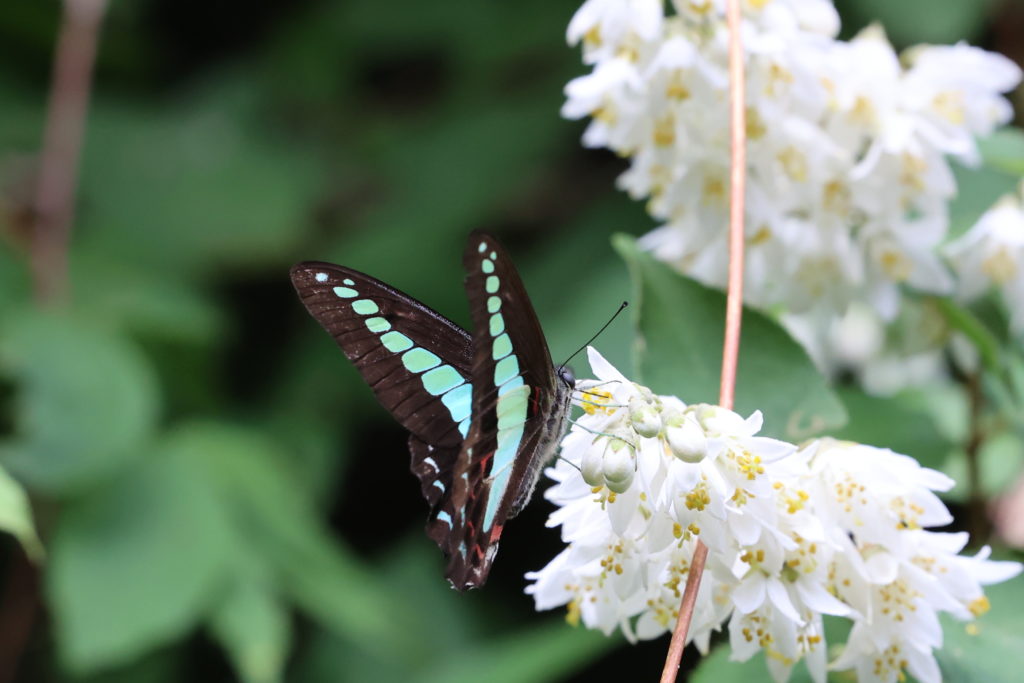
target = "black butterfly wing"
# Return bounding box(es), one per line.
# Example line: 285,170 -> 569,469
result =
291,262 -> 474,448
290,262 -> 474,550
443,231 -> 569,590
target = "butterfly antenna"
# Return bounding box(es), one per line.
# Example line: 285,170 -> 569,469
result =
558,301 -> 629,372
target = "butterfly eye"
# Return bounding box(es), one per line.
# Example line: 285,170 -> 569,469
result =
558,366 -> 576,388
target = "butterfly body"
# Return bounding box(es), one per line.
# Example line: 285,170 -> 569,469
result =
290,232 -> 572,590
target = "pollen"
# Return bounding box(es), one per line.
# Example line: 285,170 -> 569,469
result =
666,72 -> 691,100
702,177 -> 726,204
982,247 -> 1018,283
616,44 -> 640,63
566,598 -> 581,627
900,153 -> 927,191
932,90 -> 966,125
850,95 -> 877,127
731,487 -> 753,506
748,224 -> 772,246
746,107 -> 767,140
880,249 -> 912,282
685,483 -> 711,511
777,146 -> 808,183
823,179 -> 851,216
653,115 -> 676,147
764,63 -> 794,97
735,451 -> 765,480
968,595 -> 990,617
580,388 -> 615,415
583,26 -> 602,48
593,104 -> 617,126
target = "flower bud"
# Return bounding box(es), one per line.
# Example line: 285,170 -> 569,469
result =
580,441 -> 605,487
664,412 -> 706,463
628,395 -> 661,438
602,439 -> 635,492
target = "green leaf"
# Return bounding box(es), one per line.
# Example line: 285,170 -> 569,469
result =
77,80 -> 323,274
831,387 -> 954,471
166,422 -> 420,661
938,575 -> 1024,682
835,0 -> 998,45
73,254 -> 223,345
48,445 -> 235,673
419,620 -> 616,683
614,235 -> 846,441
944,430 -> 1024,503
948,160 -> 1019,240
933,297 -> 1003,374
528,195 -> 650,376
0,310 -> 160,493
0,462 -> 43,561
978,128 -> 1024,178
0,244 -> 31,318
208,562 -> 291,683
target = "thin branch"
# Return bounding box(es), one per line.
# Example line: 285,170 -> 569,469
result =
660,0 -> 747,680
964,372 -> 989,540
0,1 -> 108,680
29,0 -> 108,305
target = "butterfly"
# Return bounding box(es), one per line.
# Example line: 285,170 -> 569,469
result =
290,231 -> 575,590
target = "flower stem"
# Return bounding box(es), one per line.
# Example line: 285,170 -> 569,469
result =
661,0 -> 747,679
965,372 -> 990,540
0,1 -> 107,679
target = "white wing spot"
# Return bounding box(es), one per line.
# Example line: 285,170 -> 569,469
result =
315,272 -> 328,282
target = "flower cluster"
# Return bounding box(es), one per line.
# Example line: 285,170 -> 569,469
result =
563,0 -> 1020,356
527,349 -> 1020,683
946,184 -> 1024,336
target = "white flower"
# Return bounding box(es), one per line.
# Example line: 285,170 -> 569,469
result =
527,350 -> 1020,683
567,0 -> 664,65
946,188 -> 1024,335
564,0 -> 1021,390
784,299 -> 950,397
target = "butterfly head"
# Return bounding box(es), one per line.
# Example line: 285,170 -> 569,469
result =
557,365 -> 576,389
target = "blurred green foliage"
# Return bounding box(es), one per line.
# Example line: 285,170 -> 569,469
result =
0,0 -> 1021,681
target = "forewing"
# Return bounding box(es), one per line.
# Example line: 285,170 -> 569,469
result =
290,261 -> 474,449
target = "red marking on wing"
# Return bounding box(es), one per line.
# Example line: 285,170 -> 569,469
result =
529,385 -> 542,415
489,524 -> 504,544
